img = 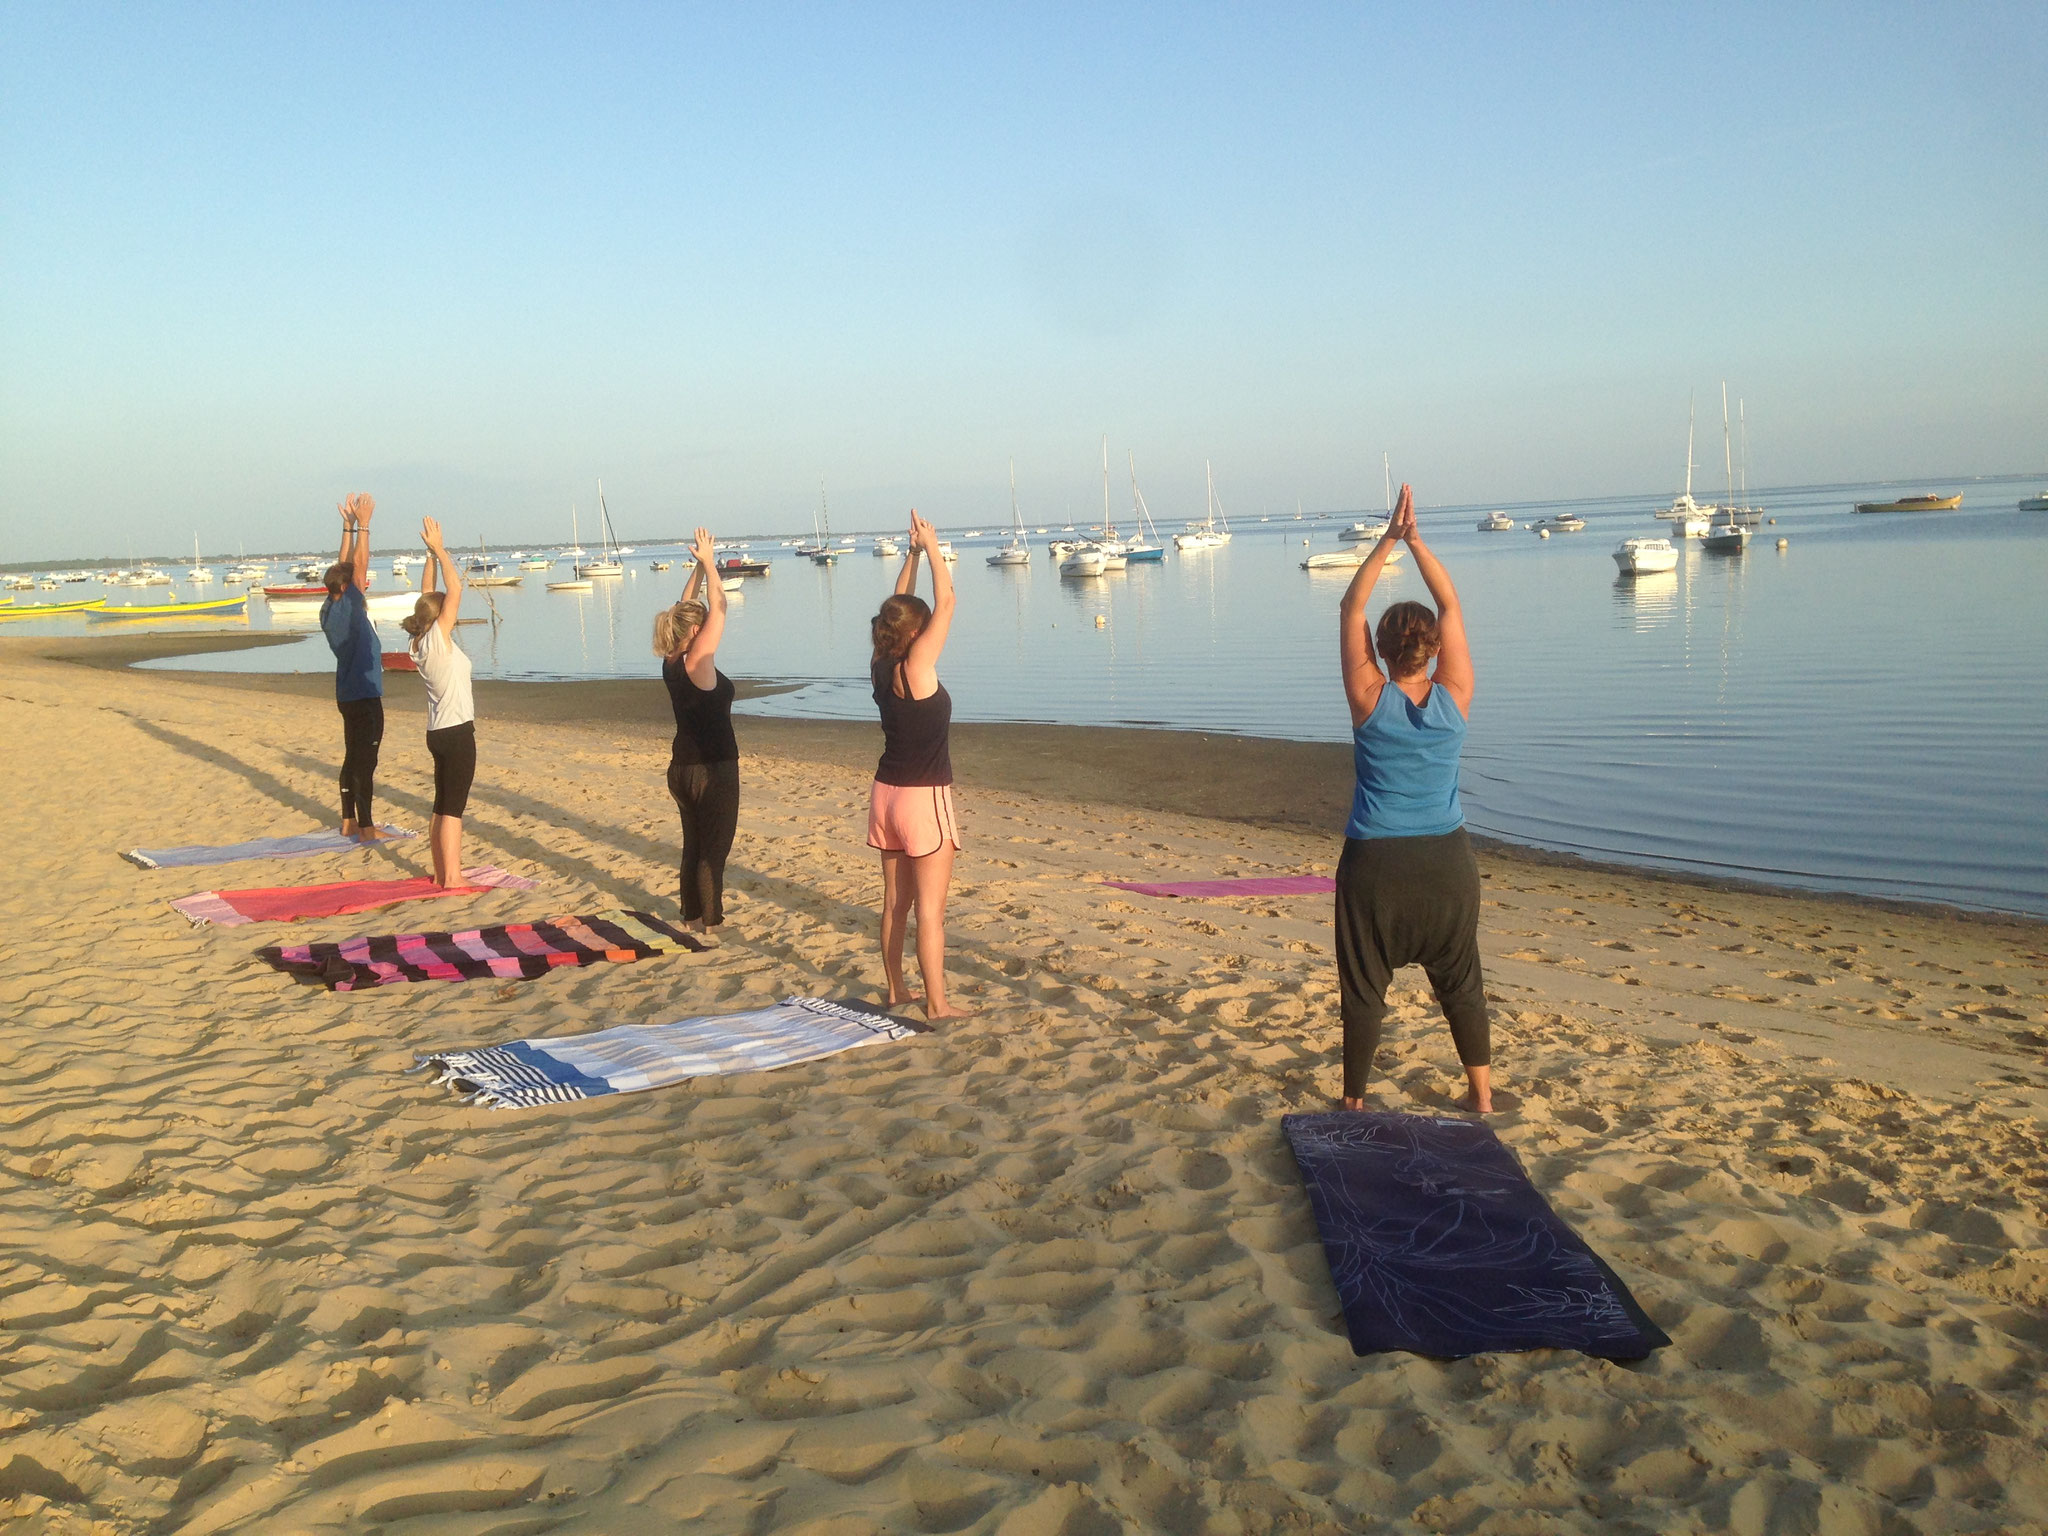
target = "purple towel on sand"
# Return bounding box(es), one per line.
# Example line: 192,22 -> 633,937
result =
1106,875 -> 1336,899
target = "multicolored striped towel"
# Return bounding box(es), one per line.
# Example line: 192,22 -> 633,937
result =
171,867 -> 537,927
123,826 -> 415,870
418,996 -> 926,1108
258,909 -> 701,991
1106,875 -> 1337,899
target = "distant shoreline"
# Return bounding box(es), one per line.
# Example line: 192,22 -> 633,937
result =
15,627 -> 2042,935
4,469 -> 2044,571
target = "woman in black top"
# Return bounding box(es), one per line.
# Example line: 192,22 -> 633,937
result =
655,527 -> 737,943
868,512 -> 967,1018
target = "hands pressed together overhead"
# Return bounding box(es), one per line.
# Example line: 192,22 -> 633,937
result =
338,492 -> 375,526
691,527 -> 717,567
421,516 -> 445,551
909,511 -> 938,552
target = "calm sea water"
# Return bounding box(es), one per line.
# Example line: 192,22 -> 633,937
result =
39,482 -> 2048,916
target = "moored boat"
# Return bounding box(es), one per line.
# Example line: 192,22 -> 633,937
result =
1477,510 -> 1515,532
2020,492 -> 2048,512
0,596 -> 108,619
1613,536 -> 1680,575
90,594 -> 249,620
1853,493 -> 1963,513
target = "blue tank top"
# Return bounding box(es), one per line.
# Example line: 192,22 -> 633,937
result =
1345,682 -> 1466,839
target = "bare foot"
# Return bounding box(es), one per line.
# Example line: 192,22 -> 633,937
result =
693,929 -> 721,949
355,826 -> 394,843
1341,1096 -> 1367,1111
922,1001 -> 975,1021
1460,1090 -> 1494,1114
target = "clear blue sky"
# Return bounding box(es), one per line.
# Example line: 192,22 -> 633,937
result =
2,3 -> 2043,557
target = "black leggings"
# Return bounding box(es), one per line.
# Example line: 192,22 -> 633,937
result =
1335,827 -> 1490,1098
427,721 -> 476,818
337,697 -> 384,828
667,758 -> 740,925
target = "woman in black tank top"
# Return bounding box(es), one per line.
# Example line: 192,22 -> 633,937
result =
867,512 -> 969,1019
653,527 -> 738,941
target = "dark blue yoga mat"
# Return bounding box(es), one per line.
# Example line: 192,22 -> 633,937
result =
1283,1111 -> 1670,1360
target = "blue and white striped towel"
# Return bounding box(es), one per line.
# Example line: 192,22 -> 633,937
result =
417,996 -> 926,1109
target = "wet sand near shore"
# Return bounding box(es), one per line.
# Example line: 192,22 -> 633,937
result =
3,631 -> 2045,1533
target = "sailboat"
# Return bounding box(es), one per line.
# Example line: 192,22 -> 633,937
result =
987,461 -> 1031,566
185,535 -> 214,584
1701,384 -> 1752,554
1066,436 -> 1127,569
1123,452 -> 1165,562
1655,396 -> 1717,536
576,484 -> 625,576
1173,461 -> 1233,549
809,483 -> 840,564
466,536 -> 524,585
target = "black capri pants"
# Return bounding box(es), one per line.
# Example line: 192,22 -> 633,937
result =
1335,826 -> 1490,1099
427,721 -> 477,818
337,696 -> 384,827
667,757 -> 740,926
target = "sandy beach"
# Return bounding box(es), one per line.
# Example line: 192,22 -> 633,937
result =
3,631 -> 2045,1535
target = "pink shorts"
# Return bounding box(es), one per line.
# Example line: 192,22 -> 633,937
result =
867,781 -> 961,856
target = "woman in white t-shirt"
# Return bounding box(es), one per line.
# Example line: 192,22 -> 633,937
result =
402,517 -> 476,886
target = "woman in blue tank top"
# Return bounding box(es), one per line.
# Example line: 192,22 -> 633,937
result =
1335,485 -> 1492,1112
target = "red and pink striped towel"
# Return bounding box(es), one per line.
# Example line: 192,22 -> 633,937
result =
170,866 -> 537,927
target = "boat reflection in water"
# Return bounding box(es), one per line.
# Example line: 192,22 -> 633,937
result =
1613,568 -> 1679,633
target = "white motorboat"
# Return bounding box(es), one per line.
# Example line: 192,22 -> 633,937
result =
1302,547 -> 1370,570
575,486 -> 625,576
1613,536 -> 1680,575
1173,461 -> 1234,549
2020,492 -> 2048,512
518,553 -> 554,570
1549,512 -> 1587,532
989,461 -> 1032,566
1058,546 -> 1107,577
936,542 -> 957,562
1476,510 -> 1515,532
873,537 -> 901,557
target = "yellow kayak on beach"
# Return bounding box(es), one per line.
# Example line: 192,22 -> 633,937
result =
88,595 -> 248,620
0,596 -> 109,618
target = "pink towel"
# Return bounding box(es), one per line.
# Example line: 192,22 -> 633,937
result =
1104,875 -> 1336,900
170,866 -> 537,927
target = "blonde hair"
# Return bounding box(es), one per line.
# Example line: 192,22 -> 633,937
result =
401,592 -> 445,650
653,599 -> 709,658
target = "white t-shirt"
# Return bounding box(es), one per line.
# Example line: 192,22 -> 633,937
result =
416,624 -> 475,732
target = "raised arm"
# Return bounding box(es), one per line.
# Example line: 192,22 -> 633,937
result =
682,555 -> 706,604
903,511 -> 955,685
1338,485 -> 1407,726
893,522 -> 923,597
422,517 -> 461,635
335,501 -> 355,575
683,527 -> 726,686
346,493 -> 374,594
1401,500 -> 1473,716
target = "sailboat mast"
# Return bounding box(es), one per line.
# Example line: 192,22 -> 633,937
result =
1685,394 -> 1697,502
1720,382 -> 1734,509
1382,451 -> 1392,515
1101,435 -> 1111,535
1010,460 -> 1022,541
1205,460 -> 1216,531
1739,398 -> 1751,509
